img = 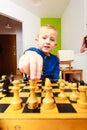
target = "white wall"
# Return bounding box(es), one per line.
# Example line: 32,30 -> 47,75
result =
84,0 -> 87,34
61,0 -> 87,82
73,52 -> 87,83
0,0 -> 40,67
61,0 -> 85,53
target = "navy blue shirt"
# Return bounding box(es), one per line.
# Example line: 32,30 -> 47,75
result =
25,47 -> 60,80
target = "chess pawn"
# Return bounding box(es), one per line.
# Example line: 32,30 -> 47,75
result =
69,83 -> 79,101
11,80 -> 22,110
58,82 -> 67,100
58,79 -> 65,84
42,78 -> 55,109
77,85 -> 87,109
27,80 -> 39,109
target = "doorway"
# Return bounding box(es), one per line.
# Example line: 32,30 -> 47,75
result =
0,34 -> 17,76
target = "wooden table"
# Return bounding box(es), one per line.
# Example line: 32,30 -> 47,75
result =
61,69 -> 83,81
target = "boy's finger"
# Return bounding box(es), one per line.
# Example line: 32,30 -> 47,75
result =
19,55 -> 30,75
29,54 -> 37,80
36,54 -> 43,79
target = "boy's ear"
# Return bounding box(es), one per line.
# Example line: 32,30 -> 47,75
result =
55,43 -> 57,46
34,37 -> 38,42
54,43 -> 57,47
34,37 -> 39,46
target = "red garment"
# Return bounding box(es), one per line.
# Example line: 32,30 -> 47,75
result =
80,35 -> 87,53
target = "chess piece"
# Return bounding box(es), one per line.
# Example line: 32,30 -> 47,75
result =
80,80 -> 85,85
27,80 -> 39,109
23,73 -> 29,81
23,73 -> 29,85
57,78 -> 65,86
10,73 -> 14,86
77,85 -> 87,109
35,80 -> 39,91
58,82 -> 67,100
10,73 -> 14,82
59,71 -> 62,79
69,83 -> 79,101
11,80 -> 22,110
42,78 -> 55,109
0,75 -> 10,94
50,74 -> 57,83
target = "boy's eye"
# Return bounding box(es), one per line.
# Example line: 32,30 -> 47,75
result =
50,38 -> 55,41
42,37 -> 47,39
42,36 -> 55,41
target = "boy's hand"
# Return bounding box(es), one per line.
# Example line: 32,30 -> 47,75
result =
19,51 -> 43,80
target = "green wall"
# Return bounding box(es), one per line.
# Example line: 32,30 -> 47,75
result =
40,18 -> 61,55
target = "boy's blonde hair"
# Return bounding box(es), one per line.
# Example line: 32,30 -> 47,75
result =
41,24 -> 57,31
38,24 -> 58,38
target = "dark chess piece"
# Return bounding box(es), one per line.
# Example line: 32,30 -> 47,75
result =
0,76 -> 10,94
10,73 -> 14,81
10,73 -> 14,86
23,73 -> 28,81
23,73 -> 29,85
42,77 -> 45,86
42,68 -> 46,86
23,76 -> 29,82
50,74 -> 57,83
71,78 -> 79,88
80,80 -> 85,85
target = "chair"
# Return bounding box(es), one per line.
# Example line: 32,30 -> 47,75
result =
57,50 -> 75,69
57,50 -> 83,81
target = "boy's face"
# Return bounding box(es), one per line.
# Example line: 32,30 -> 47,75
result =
35,27 -> 58,56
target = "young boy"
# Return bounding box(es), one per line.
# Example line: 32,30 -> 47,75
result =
19,24 -> 60,80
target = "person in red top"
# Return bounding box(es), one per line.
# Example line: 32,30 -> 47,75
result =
80,35 -> 87,53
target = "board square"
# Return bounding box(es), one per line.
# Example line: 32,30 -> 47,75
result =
20,89 -> 30,92
5,92 -> 13,97
23,104 -> 40,113
56,103 -> 77,113
0,104 -> 10,112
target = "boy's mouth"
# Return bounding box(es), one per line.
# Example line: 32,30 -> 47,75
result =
44,46 -> 50,49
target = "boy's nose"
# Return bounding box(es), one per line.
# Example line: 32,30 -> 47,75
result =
46,38 -> 50,43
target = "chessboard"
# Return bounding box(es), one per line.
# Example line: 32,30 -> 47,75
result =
0,78 -> 87,130
0,78 -> 87,114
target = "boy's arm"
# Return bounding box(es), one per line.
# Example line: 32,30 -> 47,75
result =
19,51 -> 43,80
